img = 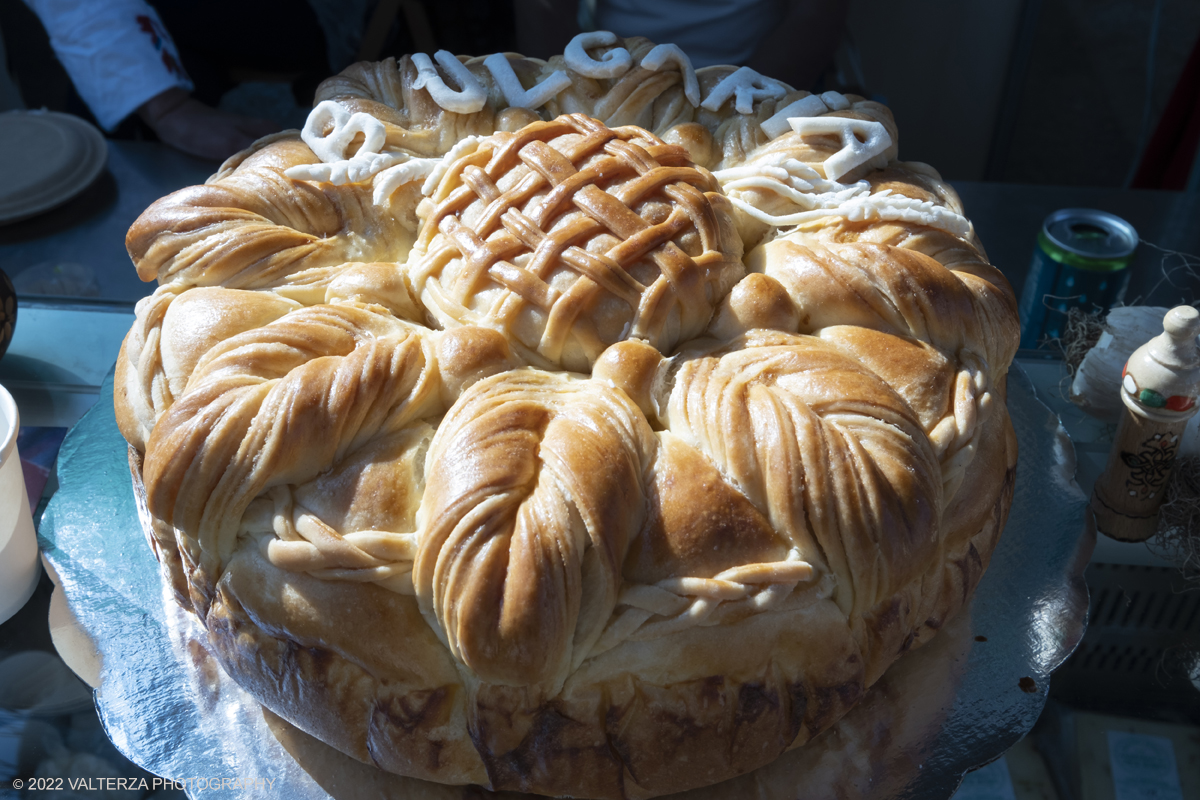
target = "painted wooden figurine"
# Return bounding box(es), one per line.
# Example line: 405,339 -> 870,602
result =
1092,305 -> 1200,541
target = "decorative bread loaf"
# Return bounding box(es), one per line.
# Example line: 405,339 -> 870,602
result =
115,34 -> 1019,800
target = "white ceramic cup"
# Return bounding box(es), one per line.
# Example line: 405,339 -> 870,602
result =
0,383 -> 40,624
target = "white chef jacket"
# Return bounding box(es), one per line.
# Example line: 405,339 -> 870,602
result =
22,0 -> 193,130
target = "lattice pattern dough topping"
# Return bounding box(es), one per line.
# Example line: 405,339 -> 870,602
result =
409,113 -> 744,371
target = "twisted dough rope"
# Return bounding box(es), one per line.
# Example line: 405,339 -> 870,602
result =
589,550 -> 816,658
141,304 -> 441,611
660,331 -> 943,622
211,325 -> 523,602
414,368 -> 657,686
125,141 -> 417,291
260,484 -> 421,594
116,284 -> 187,451
748,234 -> 1014,503
115,266 -> 425,452
121,134 -> 431,428
928,350 -> 992,499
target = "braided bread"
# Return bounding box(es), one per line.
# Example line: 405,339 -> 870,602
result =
116,34 -> 1018,799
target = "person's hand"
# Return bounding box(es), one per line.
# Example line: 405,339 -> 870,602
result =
138,87 -> 278,161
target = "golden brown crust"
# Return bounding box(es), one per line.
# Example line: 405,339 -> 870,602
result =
414,368 -> 656,687
116,37 -> 1020,800
409,113 -> 744,372
625,433 -> 789,583
208,545 -> 487,784
204,539 -> 872,799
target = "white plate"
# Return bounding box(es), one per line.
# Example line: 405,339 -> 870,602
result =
0,111 -> 108,225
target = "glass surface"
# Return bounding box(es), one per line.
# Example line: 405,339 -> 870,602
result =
0,141 -> 214,305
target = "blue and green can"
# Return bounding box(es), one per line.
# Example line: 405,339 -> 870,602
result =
1018,209 -> 1138,349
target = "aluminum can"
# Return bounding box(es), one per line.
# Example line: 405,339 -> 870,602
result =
1018,209 -> 1138,349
